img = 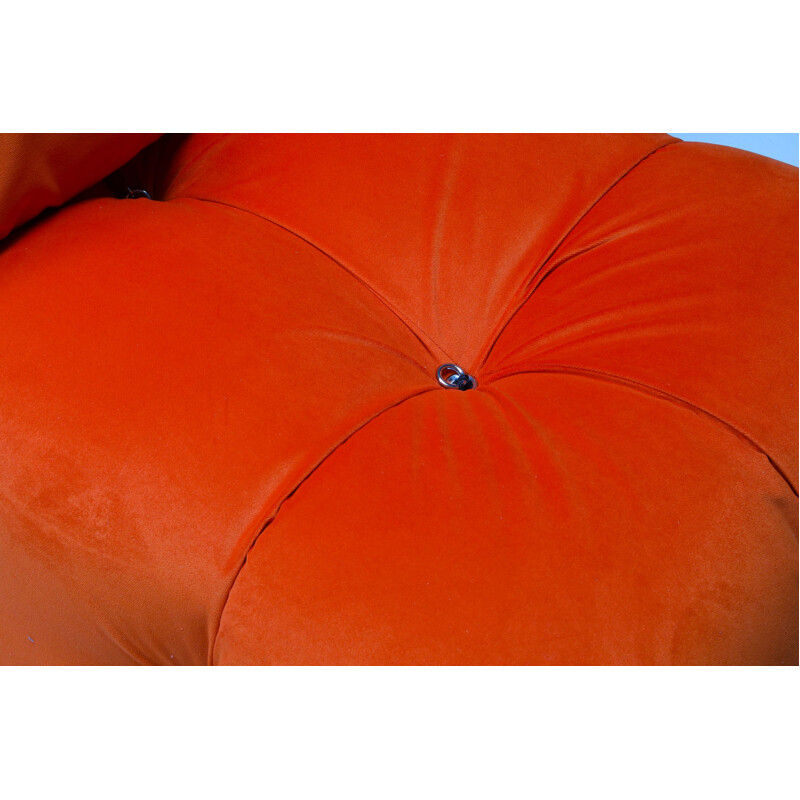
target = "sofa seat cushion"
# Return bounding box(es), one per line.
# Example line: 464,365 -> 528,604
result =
0,134 -> 796,664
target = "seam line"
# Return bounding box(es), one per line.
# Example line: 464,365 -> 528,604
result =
208,385 -> 439,665
181,195 -> 450,363
473,138 -> 681,373
486,364 -> 798,497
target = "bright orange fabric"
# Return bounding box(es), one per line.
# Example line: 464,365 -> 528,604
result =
0,134 -> 796,665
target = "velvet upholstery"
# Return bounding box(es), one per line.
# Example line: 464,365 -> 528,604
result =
0,133 -> 160,240
0,133 -> 796,665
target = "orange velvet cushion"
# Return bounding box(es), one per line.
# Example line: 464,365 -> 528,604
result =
0,133 -> 160,241
0,134 -> 796,665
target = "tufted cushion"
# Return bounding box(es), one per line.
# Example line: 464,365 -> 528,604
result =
0,133 -> 796,665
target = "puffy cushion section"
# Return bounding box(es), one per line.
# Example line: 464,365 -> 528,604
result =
213,373 -> 798,665
485,143 -> 799,490
0,133 -> 160,240
158,133 -> 677,366
0,195 -> 436,665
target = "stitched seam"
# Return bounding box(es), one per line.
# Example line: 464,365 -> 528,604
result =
486,364 -> 798,497
472,138 -> 681,373
208,386 -> 439,665
182,195 -> 450,363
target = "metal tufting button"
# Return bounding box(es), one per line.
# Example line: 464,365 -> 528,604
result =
125,188 -> 152,199
436,363 -> 476,391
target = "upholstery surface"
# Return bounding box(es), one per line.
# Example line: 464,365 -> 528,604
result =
0,133 -> 796,664
0,133 -> 160,240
